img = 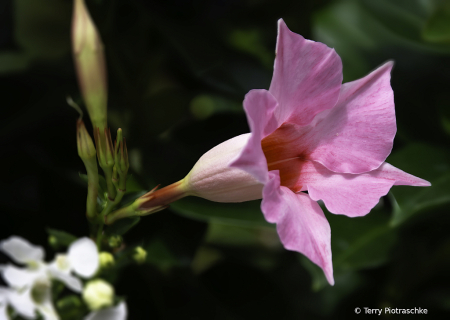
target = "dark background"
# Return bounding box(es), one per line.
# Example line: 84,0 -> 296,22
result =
1,0 -> 450,319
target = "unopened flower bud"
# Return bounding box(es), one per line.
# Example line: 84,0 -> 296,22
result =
133,246 -> 147,265
76,119 -> 96,161
114,129 -> 129,190
108,235 -> 122,248
72,0 -> 108,131
104,183 -> 184,224
94,127 -> 117,199
94,128 -> 115,169
82,279 -> 114,311
76,118 -> 99,220
48,235 -> 59,249
99,252 -> 115,268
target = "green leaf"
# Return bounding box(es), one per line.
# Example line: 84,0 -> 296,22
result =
313,0 -> 450,82
301,206 -> 396,291
205,222 -> 278,248
299,256 -> 330,291
189,94 -> 243,120
105,217 -> 140,236
422,0 -> 450,43
56,294 -> 86,320
360,0 -> 429,43
328,209 -> 397,271
0,52 -> 30,74
387,143 -> 450,226
170,197 -> 270,227
46,228 -> 77,247
227,28 -> 274,68
312,0 -> 378,82
125,174 -> 145,193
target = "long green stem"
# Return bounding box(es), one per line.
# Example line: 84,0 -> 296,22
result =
103,167 -> 117,200
84,159 -> 99,223
101,188 -> 126,217
96,221 -> 104,249
95,188 -> 126,249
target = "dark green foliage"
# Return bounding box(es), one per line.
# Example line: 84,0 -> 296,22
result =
1,0 -> 449,319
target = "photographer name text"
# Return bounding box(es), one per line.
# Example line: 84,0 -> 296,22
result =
354,307 -> 428,315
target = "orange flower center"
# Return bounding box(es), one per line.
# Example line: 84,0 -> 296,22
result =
261,123 -> 307,192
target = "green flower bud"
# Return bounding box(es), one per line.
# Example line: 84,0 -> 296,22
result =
114,128 -> 129,191
72,0 -> 108,131
76,119 -> 96,161
133,246 -> 147,265
94,127 -> 117,199
108,235 -> 122,248
99,252 -> 115,269
48,235 -> 59,249
76,118 -> 99,221
94,128 -> 115,170
82,279 -> 114,311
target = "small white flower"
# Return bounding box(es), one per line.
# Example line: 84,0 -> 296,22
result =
0,285 -> 37,320
0,287 -> 14,320
0,236 -> 100,320
84,301 -> 127,320
0,288 -> 7,320
0,237 -> 58,319
48,237 -> 100,292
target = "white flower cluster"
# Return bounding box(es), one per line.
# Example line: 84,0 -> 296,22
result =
0,236 -> 126,320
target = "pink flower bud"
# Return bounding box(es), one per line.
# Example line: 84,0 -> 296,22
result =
72,0 -> 108,131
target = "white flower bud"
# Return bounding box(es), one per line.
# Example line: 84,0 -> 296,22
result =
82,279 -> 114,311
99,252 -> 115,269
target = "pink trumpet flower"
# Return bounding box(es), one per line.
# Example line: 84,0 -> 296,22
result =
109,19 -> 430,285
185,19 -> 430,285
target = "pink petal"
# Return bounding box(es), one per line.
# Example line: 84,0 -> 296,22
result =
269,19 -> 342,127
229,89 -> 278,183
295,161 -> 431,217
307,61 -> 397,173
260,171 -> 284,223
261,174 -> 334,285
263,62 -> 397,176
